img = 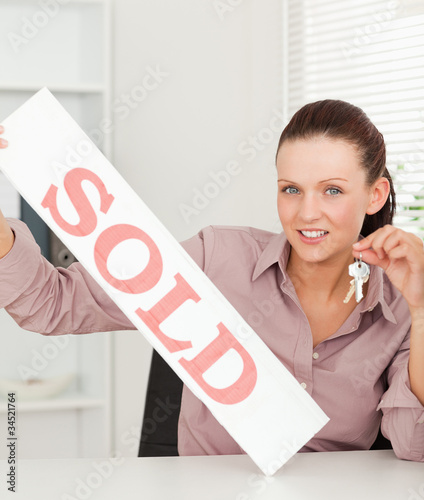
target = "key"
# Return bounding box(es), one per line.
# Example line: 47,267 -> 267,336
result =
348,260 -> 370,303
343,279 -> 355,304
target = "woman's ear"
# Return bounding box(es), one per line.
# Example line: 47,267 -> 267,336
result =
366,177 -> 391,215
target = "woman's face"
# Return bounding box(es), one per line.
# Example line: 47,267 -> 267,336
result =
276,136 -> 374,265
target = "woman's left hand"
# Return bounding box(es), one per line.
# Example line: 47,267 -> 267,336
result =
352,225 -> 424,311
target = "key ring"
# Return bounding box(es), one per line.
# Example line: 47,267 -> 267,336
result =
355,252 -> 363,268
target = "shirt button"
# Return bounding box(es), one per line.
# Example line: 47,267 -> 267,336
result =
368,307 -> 374,312
300,382 -> 307,389
312,352 -> 319,360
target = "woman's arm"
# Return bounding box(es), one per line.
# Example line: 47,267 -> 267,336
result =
353,225 -> 424,405
354,225 -> 424,461
0,209 -> 14,258
409,306 -> 424,405
1,218 -> 135,335
0,126 -> 134,334
0,127 -> 14,258
377,345 -> 424,462
0,124 -> 207,336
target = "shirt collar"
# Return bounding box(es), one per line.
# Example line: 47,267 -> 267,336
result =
251,231 -> 397,324
359,265 -> 397,324
252,231 -> 290,282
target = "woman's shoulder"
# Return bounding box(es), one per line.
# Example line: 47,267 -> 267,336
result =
195,224 -> 281,247
180,225 -> 284,273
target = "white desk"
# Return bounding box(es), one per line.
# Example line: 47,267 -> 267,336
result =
1,450 -> 423,499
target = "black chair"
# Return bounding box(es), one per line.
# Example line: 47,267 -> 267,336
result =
138,350 -> 183,457
138,350 -> 392,456
370,427 -> 392,450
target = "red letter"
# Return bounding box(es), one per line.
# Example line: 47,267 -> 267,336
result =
41,168 -> 114,236
94,224 -> 163,294
135,273 -> 199,353
179,323 -> 257,405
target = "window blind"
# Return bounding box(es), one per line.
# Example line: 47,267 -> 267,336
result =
286,0 -> 424,239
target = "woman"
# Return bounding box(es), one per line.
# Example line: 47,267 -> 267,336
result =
0,100 -> 423,461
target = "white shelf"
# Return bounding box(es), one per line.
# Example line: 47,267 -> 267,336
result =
0,83 -> 107,94
0,394 -> 106,413
0,0 -> 113,460
0,1 -> 107,89
6,0 -> 107,4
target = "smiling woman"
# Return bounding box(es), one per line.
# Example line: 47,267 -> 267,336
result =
273,101 -> 395,351
277,138 -> 377,260
0,100 -> 423,464
276,99 -> 396,237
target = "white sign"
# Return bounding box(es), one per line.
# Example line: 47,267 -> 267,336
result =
0,88 -> 329,476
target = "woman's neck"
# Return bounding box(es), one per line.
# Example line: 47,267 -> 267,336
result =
286,248 -> 355,303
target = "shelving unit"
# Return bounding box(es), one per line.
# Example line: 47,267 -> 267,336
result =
0,0 -> 114,459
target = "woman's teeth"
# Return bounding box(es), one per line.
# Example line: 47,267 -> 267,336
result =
300,230 -> 328,238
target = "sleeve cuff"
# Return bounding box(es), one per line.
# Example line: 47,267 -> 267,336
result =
377,363 -> 424,412
0,218 -> 41,308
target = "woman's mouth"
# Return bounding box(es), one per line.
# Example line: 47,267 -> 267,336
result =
297,230 -> 329,244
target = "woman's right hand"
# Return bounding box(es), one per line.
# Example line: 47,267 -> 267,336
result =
0,125 -> 7,149
0,125 -> 15,258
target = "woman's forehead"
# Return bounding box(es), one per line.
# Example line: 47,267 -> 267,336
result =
276,138 -> 365,182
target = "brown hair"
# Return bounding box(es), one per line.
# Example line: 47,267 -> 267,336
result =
275,100 -> 396,237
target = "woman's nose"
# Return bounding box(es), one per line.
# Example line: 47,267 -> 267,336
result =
298,194 -> 322,222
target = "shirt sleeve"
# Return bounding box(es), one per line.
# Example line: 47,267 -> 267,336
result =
0,219 -> 210,336
0,218 -> 135,335
179,228 -> 207,271
376,332 -> 424,462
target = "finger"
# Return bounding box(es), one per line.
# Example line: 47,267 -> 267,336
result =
354,231 -> 424,273
386,240 -> 424,274
352,247 -> 390,269
353,226 -> 399,259
0,126 -> 8,148
378,230 -> 424,263
411,234 -> 424,252
386,242 -> 410,260
352,235 -> 374,252
352,225 -> 390,252
368,226 -> 403,260
377,229 -> 404,257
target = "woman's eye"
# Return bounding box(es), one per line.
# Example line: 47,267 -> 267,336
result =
326,187 -> 342,196
283,186 -> 299,194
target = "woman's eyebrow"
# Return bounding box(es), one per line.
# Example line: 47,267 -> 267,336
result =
277,177 -> 348,183
318,177 -> 348,183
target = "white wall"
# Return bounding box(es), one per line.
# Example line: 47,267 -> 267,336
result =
111,0 -> 284,455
